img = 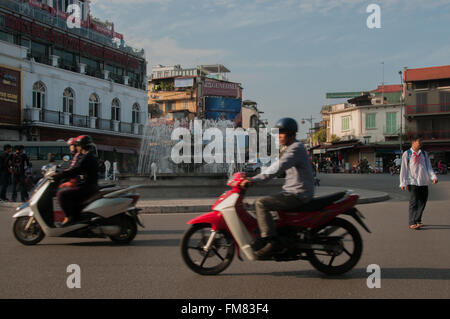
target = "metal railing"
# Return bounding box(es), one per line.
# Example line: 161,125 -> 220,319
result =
23,108 -> 143,135
406,103 -> 450,115
407,130 -> 450,140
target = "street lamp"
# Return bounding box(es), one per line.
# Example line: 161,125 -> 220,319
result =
301,116 -> 316,148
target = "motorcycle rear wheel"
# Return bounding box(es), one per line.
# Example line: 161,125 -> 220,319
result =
13,217 -> 45,246
181,223 -> 235,275
307,217 -> 362,275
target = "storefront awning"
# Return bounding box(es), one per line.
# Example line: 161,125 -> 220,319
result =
96,144 -> 115,152
115,148 -> 136,154
326,145 -> 355,152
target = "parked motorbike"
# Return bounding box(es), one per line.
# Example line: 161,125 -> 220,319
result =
12,157 -> 144,245
390,165 -> 400,175
181,172 -> 370,276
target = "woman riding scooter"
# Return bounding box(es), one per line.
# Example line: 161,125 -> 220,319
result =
51,135 -> 99,227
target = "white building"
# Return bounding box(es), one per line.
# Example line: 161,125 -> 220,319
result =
0,0 -> 148,172
324,101 -> 405,144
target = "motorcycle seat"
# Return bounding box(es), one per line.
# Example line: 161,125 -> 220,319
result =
291,192 -> 347,212
80,186 -> 122,208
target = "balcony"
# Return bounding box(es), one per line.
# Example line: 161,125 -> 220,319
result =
407,130 -> 450,141
23,108 -> 144,136
406,104 -> 450,116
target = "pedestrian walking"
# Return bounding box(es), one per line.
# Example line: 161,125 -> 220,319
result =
10,145 -> 31,202
0,144 -> 13,201
400,135 -> 438,230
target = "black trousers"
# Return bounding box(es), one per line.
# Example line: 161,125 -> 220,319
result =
254,193 -> 310,238
408,185 -> 429,226
57,186 -> 96,220
0,171 -> 10,200
11,173 -> 28,202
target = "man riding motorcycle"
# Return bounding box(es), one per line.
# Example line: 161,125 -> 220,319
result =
51,135 -> 99,227
240,118 -> 315,259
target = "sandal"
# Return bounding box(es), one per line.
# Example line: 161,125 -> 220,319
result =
409,224 -> 419,229
416,223 -> 424,228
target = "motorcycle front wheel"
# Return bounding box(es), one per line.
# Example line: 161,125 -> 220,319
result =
307,217 -> 362,275
181,223 -> 235,275
13,216 -> 45,246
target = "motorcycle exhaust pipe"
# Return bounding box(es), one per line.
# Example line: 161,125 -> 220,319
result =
91,226 -> 121,236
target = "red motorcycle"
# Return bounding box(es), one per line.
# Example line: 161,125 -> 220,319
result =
181,172 -> 370,276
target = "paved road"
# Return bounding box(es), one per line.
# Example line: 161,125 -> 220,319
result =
1,174 -> 449,299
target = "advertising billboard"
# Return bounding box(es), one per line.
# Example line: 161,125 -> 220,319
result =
0,65 -> 22,126
203,79 -> 240,98
205,97 -> 241,121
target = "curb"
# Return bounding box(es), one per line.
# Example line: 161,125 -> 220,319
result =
137,193 -> 390,214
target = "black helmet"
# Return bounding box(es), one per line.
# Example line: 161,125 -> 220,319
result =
275,118 -> 298,135
75,135 -> 93,149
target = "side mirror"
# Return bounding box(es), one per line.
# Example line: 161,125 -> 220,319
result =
63,155 -> 71,162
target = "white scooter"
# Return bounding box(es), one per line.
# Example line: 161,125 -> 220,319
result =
12,156 -> 144,245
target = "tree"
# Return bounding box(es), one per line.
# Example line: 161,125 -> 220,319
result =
313,128 -> 327,145
331,134 -> 341,143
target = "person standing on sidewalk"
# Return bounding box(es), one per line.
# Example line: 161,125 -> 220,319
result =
400,135 -> 438,230
10,145 -> 31,202
0,144 -> 13,201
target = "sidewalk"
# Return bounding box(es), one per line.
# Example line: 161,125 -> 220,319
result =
0,186 -> 389,214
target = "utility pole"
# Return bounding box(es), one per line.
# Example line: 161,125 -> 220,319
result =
399,69 -> 404,154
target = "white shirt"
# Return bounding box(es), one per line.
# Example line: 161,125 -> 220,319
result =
399,148 -> 437,187
394,158 -> 402,166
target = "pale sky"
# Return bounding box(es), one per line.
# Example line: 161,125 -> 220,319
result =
91,0 -> 450,138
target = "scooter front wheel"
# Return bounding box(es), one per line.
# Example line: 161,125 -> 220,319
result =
13,217 -> 45,245
181,223 -> 235,275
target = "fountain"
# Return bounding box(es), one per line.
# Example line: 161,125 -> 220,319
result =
137,118 -> 245,177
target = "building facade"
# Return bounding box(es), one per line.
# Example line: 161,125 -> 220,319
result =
0,0 -> 148,172
148,64 -> 242,122
317,85 -> 404,172
404,65 -> 450,163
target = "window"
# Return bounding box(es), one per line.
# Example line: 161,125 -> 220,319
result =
32,82 -> 46,109
111,98 -> 121,121
341,116 -> 350,131
165,102 -> 173,113
31,41 -> 48,63
386,112 -> 397,134
416,92 -> 427,113
89,93 -> 100,117
132,103 -> 140,124
415,81 -> 428,90
63,88 -> 74,113
366,113 -> 376,129
439,92 -> 450,112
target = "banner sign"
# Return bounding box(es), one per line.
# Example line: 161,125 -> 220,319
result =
0,65 -> 21,125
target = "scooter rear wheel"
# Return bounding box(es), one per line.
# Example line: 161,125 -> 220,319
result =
13,217 -> 45,246
108,215 -> 137,244
181,223 -> 235,275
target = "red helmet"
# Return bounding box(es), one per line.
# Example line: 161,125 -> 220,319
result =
67,137 -> 79,145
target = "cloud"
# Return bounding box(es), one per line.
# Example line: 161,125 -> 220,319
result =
125,37 -> 228,72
